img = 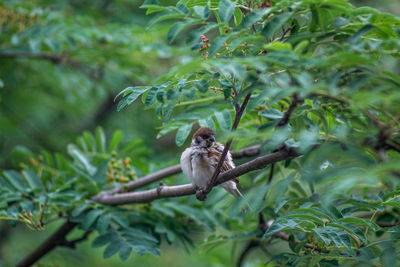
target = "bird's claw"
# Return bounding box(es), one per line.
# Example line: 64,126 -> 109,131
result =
195,188 -> 207,201
156,182 -> 165,195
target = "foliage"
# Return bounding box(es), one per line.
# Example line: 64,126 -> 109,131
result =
0,0 -> 172,166
1,0 -> 400,266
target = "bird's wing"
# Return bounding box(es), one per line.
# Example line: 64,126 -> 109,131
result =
208,145 -> 240,184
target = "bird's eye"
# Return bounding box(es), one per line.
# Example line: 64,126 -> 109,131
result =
202,135 -> 209,139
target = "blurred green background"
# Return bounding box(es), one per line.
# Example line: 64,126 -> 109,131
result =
0,0 -> 399,266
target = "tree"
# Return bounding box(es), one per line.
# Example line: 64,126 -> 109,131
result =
1,0 -> 400,266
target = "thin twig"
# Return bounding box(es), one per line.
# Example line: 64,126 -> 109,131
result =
198,93 -> 253,200
277,93 -> 303,127
279,24 -> 296,42
267,163 -> 275,184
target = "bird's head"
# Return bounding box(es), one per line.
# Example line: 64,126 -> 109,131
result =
191,127 -> 215,148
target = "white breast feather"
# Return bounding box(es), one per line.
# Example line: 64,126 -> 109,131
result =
180,148 -> 193,182
180,145 -> 242,197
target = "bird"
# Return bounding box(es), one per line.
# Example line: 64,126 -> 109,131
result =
180,127 -> 243,197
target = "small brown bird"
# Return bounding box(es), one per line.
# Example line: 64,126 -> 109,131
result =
180,127 -> 242,197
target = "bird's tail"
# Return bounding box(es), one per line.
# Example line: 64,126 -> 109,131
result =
232,188 -> 243,198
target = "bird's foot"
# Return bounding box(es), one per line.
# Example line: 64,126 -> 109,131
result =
195,188 -> 207,201
156,182 -> 165,195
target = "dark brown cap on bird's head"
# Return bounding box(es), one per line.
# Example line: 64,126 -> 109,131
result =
193,127 -> 215,139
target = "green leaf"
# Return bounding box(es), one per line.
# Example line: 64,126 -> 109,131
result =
145,87 -> 159,107
258,109 -> 283,119
274,199 -> 291,214
381,241 -> 396,267
193,3 -> 210,20
214,109 -> 231,130
97,214 -> 112,234
108,130 -> 122,152
83,131 -> 96,152
242,8 -> 270,28
117,87 -> 150,112
328,222 -> 367,243
72,204 -> 91,217
82,209 -> 103,230
165,203 -> 215,231
198,116 -> 215,130
218,0 -> 236,23
104,240 -> 122,258
233,7 -> 242,26
262,12 -> 293,39
283,212 -> 325,225
119,244 -> 132,261
176,3 -> 190,15
2,170 -> 27,192
95,127 -> 106,153
209,35 -> 229,55
309,4 -> 319,32
195,79 -> 209,93
92,232 -> 116,248
93,159 -> 109,185
22,170 -> 44,190
68,144 -> 96,175
291,208 -> 332,221
147,12 -> 186,29
167,20 -> 198,43
263,219 -> 299,239
348,24 -> 376,45
157,125 -> 179,139
338,217 -> 379,231
175,123 -> 192,146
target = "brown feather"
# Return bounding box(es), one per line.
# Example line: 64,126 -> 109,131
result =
192,127 -> 215,139
208,144 -> 240,184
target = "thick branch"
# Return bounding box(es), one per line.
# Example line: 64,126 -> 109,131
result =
94,145 -> 262,199
56,231 -> 92,248
16,221 -> 77,267
94,148 -> 298,205
103,165 -> 182,195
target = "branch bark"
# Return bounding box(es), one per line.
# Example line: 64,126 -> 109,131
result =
94,145 -> 262,199
199,93 -> 253,200
93,148 -> 298,205
16,221 -> 77,267
277,93 -> 303,127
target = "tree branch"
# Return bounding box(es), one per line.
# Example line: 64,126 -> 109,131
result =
279,24 -> 296,42
16,221 -> 77,267
277,93 -> 303,127
237,240 -> 259,267
94,145 -> 262,200
56,230 -> 92,249
94,148 -> 298,205
198,93 -> 253,200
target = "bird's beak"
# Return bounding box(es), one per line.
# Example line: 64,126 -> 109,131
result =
210,136 -> 215,142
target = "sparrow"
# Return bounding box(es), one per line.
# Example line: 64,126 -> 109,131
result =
180,127 -> 243,197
